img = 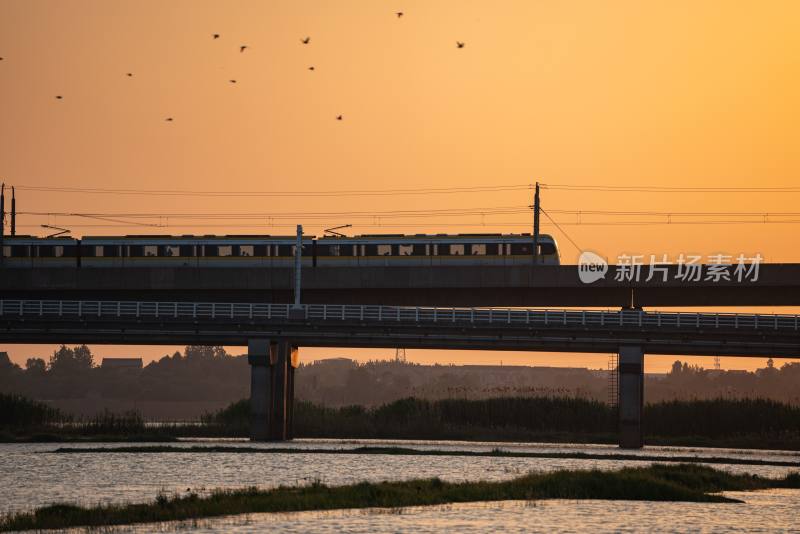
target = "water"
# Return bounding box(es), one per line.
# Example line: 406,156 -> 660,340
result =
2,439 -> 799,532
75,490 -> 800,533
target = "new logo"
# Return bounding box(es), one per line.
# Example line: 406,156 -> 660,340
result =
578,251 -> 608,284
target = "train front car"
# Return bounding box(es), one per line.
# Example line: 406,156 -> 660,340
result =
312,233 -> 560,267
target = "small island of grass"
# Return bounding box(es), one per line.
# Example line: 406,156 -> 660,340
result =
2,464 -> 799,532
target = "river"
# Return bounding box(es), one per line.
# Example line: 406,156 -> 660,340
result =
2,439 -> 799,532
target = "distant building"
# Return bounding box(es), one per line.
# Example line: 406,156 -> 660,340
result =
101,357 -> 143,371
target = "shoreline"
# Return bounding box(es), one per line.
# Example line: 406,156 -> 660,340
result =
49,444 -> 800,468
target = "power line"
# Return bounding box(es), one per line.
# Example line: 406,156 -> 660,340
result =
540,208 -> 582,253
20,207 -> 800,220
15,219 -> 800,230
18,205 -> 533,220
542,183 -> 800,193
14,183 -> 533,198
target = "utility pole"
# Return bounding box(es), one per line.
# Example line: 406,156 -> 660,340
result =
1,183 -> 5,240
293,224 -> 302,309
532,181 -> 540,264
10,186 -> 15,237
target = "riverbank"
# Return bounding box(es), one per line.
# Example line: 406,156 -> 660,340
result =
51,444 -> 800,468
3,464 -> 798,532
4,395 -> 800,450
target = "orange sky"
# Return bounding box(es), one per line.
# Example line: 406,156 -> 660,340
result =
1,1 -> 799,372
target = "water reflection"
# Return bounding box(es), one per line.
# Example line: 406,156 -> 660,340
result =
2,439 -> 799,519
42,489 -> 800,534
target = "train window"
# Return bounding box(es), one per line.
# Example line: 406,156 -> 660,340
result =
253,245 -> 267,256
102,245 -> 120,258
471,244 -> 486,255
143,245 -> 158,257
160,245 -> 180,257
364,244 -> 377,256
179,245 -> 194,257
318,244 -> 340,256
94,246 -> 104,257
377,244 -> 392,256
37,245 -> 61,258
449,244 -> 465,256
540,242 -> 556,255
398,244 -> 413,256
62,246 -> 77,257
239,245 -> 254,257
2,246 -> 9,258
290,245 -> 308,256
276,245 -> 292,256
128,245 -> 142,257
511,243 -> 532,255
217,245 -> 233,257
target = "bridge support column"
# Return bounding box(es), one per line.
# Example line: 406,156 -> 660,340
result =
268,340 -> 298,441
248,339 -> 272,441
618,345 -> 644,449
249,339 -> 298,441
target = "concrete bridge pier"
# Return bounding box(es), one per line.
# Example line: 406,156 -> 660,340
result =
248,339 -> 299,441
248,339 -> 272,441
618,345 -> 644,449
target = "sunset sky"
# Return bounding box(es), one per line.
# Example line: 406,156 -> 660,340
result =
1,1 -> 798,372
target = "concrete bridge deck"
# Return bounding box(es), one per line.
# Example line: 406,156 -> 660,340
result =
2,299 -> 798,357
2,264 -> 800,307
3,298 -> 798,448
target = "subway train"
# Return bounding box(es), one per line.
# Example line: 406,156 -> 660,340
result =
0,233 -> 560,268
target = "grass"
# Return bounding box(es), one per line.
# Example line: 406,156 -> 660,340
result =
5,395 -> 800,450
3,464 -> 799,532
51,445 -> 800,468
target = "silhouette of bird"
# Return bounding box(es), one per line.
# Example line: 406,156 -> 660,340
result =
126,72 -> 133,77
336,115 -> 343,121
308,66 -> 315,71
213,34 -> 220,39
456,41 -> 465,48
396,12 -> 403,18
301,37 -> 310,44
55,95 -> 63,100
240,45 -> 247,53
229,79 -> 237,84
0,57 -> 4,61
165,117 -> 173,122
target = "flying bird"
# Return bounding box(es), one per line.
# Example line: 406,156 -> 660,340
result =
240,45 -> 248,53
336,115 -> 343,121
55,95 -> 63,100
308,66 -> 315,71
396,12 -> 403,18
126,72 -> 133,77
229,79 -> 237,84
456,41 -> 465,48
165,117 -> 173,122
213,34 -> 220,39
301,37 -> 310,44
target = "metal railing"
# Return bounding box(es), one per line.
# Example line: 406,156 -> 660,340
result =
1,299 -> 798,332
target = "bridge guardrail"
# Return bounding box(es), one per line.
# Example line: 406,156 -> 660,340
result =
1,299 -> 798,332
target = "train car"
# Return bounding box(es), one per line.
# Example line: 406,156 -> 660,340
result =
1,233 -> 559,268
314,233 -> 559,266
0,236 -> 79,268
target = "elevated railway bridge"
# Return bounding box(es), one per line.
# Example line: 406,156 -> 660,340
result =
2,299 -> 798,448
